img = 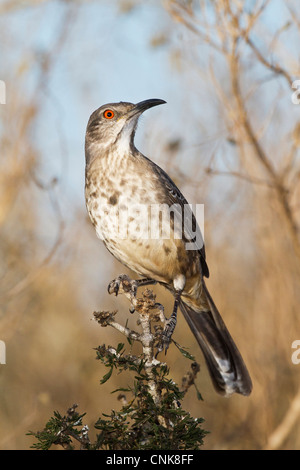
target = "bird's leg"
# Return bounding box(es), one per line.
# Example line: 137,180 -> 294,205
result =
155,302 -> 167,324
108,274 -> 157,312
159,290 -> 182,353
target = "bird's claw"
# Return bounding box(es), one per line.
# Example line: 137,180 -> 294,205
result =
108,274 -> 135,295
156,316 -> 176,354
108,274 -> 138,312
107,278 -> 120,296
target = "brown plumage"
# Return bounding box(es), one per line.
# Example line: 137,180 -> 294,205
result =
85,99 -> 252,397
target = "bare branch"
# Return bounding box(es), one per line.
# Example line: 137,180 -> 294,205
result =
246,37 -> 293,86
94,277 -> 166,409
264,387 -> 300,450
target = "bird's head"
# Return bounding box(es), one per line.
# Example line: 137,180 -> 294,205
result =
85,99 -> 166,165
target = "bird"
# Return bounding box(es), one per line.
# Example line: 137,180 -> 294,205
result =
85,98 -> 252,397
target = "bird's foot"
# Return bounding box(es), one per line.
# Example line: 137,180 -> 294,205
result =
108,274 -> 136,296
157,314 -> 177,353
108,275 -> 157,313
108,274 -> 137,312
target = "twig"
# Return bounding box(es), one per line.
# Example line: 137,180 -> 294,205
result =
264,387 -> 300,450
246,37 -> 292,87
229,48 -> 300,257
93,277 -> 165,409
205,167 -> 278,188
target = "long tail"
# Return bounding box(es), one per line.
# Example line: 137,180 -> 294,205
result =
180,283 -> 252,397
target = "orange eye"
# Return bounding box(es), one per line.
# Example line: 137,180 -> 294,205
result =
103,109 -> 115,119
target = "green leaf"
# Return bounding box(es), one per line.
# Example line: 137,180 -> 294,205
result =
194,383 -> 204,401
116,342 -> 125,354
173,340 -> 195,360
100,366 -> 113,384
111,387 -> 131,394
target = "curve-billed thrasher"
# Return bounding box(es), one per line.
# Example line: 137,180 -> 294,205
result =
85,99 -> 252,397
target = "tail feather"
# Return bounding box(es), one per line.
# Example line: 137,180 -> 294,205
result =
180,285 -> 252,397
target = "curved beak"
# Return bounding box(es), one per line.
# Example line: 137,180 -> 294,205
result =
134,98 -> 166,113
126,99 -> 166,120
123,99 -> 166,129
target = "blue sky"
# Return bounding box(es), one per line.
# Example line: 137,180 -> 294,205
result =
1,1 -> 182,202
1,0 -> 300,226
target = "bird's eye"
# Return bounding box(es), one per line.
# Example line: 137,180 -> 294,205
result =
103,109 -> 115,119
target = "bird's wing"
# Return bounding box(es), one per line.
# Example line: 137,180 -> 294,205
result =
149,160 -> 209,278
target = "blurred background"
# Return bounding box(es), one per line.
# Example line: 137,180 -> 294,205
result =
1,0 -> 300,450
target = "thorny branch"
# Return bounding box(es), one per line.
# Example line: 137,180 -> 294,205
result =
93,274 -> 200,423
56,404 -> 90,450
94,276 -> 166,409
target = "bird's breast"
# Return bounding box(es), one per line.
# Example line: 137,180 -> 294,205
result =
85,157 -> 200,284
